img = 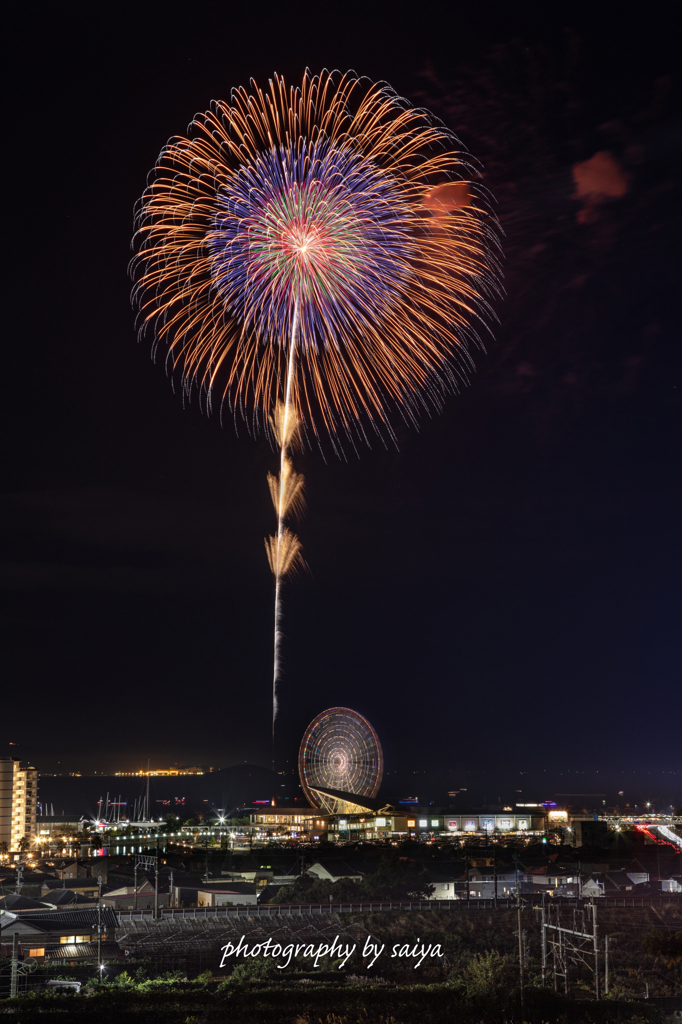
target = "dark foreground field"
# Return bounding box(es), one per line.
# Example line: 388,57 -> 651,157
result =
0,984 -> 676,1024
2,905 -> 681,1021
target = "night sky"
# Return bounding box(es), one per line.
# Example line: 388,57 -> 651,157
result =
2,3 -> 680,805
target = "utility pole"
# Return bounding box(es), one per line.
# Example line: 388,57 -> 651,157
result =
592,899 -> 600,999
97,889 -> 102,974
169,870 -> 174,909
540,899 -> 547,987
10,932 -> 19,998
493,846 -> 498,909
517,895 -> 525,1015
154,834 -> 159,919
604,935 -> 610,996
133,861 -> 138,911
466,852 -> 470,903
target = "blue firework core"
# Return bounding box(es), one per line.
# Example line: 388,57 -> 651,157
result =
208,139 -> 413,349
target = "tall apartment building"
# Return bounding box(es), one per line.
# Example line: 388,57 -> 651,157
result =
0,758 -> 38,850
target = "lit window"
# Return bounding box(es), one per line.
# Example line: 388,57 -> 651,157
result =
418,819 -> 427,827
407,820 -> 416,828
431,819 -> 439,827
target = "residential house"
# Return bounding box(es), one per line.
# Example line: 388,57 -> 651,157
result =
40,878 -> 111,900
41,890 -> 96,909
306,860 -> 364,884
102,882 -> 171,911
0,907 -> 119,955
0,893 -> 51,912
196,882 -> 258,907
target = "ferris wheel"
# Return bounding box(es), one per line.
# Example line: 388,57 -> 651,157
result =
298,707 -> 383,809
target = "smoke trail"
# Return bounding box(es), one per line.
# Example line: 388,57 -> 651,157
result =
265,299 -> 306,763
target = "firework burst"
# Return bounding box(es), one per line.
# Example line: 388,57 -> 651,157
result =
131,69 -> 501,753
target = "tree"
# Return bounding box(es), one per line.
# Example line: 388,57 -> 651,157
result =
272,874 -> 363,904
452,951 -> 517,999
161,814 -> 180,834
18,835 -> 31,856
363,853 -> 435,900
270,858 -> 435,905
642,930 -> 682,966
0,840 -> 9,861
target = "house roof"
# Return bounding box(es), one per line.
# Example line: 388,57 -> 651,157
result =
104,882 -> 154,897
102,892 -> 160,903
198,882 -> 256,894
308,859 -> 365,878
45,941 -> 123,961
41,878 -> 113,893
2,872 -> 56,886
13,908 -> 119,932
258,883 -> 287,903
41,890 -> 95,907
0,894 -> 52,912
604,871 -> 635,889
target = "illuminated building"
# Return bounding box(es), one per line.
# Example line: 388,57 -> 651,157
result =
0,757 -> 38,852
114,766 -> 209,776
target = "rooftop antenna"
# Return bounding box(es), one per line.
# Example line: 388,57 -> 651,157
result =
146,759 -> 150,822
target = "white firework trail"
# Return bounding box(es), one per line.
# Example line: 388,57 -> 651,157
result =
265,299 -> 306,766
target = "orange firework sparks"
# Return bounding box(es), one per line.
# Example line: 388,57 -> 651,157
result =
132,69 -> 501,449
131,69 -> 501,752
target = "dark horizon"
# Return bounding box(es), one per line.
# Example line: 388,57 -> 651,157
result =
28,766 -> 682,822
2,4 -> 680,795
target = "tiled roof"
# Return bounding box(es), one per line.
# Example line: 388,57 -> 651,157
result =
20,908 -> 118,931
41,890 -> 95,906
0,894 -> 51,911
45,941 -> 123,961
41,879 -> 113,893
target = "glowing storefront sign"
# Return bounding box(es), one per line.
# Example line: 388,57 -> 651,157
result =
464,819 -> 476,831
375,817 -> 386,827
518,818 -> 529,830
